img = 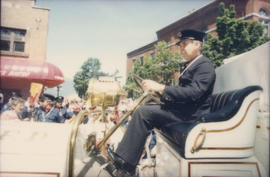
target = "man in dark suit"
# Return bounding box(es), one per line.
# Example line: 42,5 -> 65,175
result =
108,29 -> 216,177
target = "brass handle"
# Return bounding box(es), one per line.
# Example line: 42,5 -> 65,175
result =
68,109 -> 90,177
97,92 -> 149,149
191,128 -> 206,153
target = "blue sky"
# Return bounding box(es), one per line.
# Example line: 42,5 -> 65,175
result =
36,0 -> 211,95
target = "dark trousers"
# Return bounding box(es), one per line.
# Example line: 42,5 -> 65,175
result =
115,104 -> 185,167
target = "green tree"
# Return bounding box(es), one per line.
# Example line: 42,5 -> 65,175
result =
124,41 -> 182,98
203,2 -> 269,67
73,58 -> 107,98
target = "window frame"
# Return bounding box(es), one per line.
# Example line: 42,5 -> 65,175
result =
259,8 -> 270,36
140,56 -> 144,65
0,27 -> 27,54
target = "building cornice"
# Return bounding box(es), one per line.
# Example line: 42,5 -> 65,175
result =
156,0 -> 216,36
33,6 -> 50,11
127,41 -> 157,58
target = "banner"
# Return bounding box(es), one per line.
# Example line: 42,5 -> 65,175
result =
29,82 -> 43,105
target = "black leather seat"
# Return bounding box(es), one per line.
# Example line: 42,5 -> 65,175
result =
156,85 -> 262,158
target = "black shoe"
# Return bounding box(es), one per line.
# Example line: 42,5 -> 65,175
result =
105,161 -> 136,177
107,148 -> 136,177
112,167 -> 135,177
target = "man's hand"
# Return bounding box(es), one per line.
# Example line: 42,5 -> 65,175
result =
142,80 -> 165,95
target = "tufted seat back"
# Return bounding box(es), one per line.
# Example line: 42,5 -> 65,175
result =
211,91 -> 238,112
200,85 -> 262,123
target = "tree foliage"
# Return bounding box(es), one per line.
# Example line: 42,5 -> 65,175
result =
124,41 -> 182,98
73,58 -> 107,98
202,2 -> 269,67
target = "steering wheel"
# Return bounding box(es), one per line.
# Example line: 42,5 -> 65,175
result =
132,74 -> 146,92
132,74 -> 163,104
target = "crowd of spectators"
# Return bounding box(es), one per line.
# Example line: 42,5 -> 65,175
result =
0,92 -> 134,125
0,92 -> 84,123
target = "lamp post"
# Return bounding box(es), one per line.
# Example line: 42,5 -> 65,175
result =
57,85 -> 62,97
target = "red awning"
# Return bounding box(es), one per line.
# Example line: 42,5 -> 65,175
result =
0,58 -> 64,88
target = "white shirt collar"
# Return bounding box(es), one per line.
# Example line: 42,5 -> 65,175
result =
179,54 -> 202,77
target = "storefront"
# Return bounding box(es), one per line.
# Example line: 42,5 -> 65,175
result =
0,58 -> 64,103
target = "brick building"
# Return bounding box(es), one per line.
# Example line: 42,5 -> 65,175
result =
126,0 -> 270,75
0,0 -> 64,102
0,0 -> 49,61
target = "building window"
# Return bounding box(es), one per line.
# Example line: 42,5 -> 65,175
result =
259,9 -> 270,36
200,26 -> 208,41
0,27 -> 26,53
140,56 -> 144,65
0,40 -> 10,51
151,52 -> 155,58
14,41 -> 25,52
259,8 -> 269,17
200,26 -> 208,32
132,58 -> 137,64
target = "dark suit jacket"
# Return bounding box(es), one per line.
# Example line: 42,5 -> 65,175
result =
161,55 -> 216,121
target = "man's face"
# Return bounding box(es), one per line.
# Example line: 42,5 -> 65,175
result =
41,99 -> 51,108
56,101 -> 62,108
179,39 -> 201,61
14,103 -> 24,113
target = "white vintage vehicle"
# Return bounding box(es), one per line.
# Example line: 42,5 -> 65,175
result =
0,42 -> 269,177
